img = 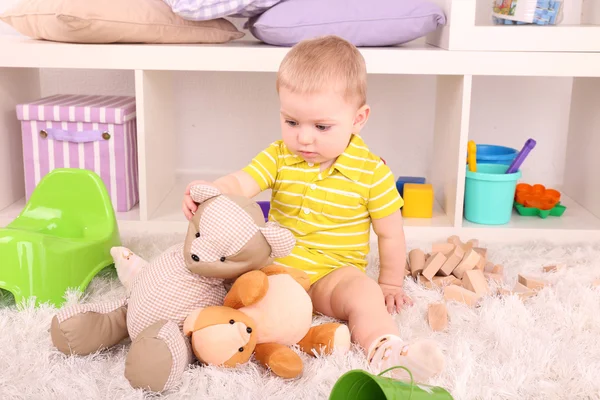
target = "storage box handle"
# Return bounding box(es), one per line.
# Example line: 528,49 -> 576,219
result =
39,128 -> 111,143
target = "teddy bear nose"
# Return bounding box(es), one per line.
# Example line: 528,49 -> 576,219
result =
238,323 -> 251,342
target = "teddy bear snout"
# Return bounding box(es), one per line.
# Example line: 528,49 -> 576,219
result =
237,322 -> 252,342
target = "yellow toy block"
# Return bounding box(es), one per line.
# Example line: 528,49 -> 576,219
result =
402,183 -> 434,218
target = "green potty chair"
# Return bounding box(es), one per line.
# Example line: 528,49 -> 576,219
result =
0,168 -> 121,307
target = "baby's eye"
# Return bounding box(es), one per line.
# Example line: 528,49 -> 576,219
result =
315,124 -> 330,132
285,120 -> 298,127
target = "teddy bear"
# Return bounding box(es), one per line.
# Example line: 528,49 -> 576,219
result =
50,184 -> 296,392
183,264 -> 352,379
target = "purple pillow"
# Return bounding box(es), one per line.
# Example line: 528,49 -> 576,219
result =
247,0 -> 446,47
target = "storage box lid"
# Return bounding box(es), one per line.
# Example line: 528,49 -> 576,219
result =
17,94 -> 136,124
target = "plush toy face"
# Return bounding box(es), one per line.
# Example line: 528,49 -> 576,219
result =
183,306 -> 257,367
183,185 -> 295,280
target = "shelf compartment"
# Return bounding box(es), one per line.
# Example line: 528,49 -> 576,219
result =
0,67 -> 40,212
427,0 -> 600,52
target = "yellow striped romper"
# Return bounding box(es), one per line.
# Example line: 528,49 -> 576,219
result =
242,134 -> 404,285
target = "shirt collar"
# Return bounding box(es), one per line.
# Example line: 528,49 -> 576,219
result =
333,134 -> 370,182
281,134 -> 371,181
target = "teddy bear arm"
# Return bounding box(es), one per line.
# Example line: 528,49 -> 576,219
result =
260,265 -> 311,292
223,270 -> 269,309
297,323 -> 351,357
254,343 -> 303,379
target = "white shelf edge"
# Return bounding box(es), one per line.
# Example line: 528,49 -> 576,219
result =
2,36 -> 600,77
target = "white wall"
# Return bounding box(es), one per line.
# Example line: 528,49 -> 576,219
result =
0,0 -> 574,189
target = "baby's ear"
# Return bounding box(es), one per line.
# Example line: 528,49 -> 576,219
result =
190,184 -> 222,204
259,222 -> 296,258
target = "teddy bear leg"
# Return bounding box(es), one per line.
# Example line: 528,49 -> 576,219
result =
254,343 -> 303,379
125,320 -> 192,393
297,323 -> 351,357
50,298 -> 128,355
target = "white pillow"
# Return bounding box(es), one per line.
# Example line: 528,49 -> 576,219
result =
163,0 -> 282,21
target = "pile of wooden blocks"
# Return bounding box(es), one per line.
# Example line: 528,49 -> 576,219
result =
406,235 -> 553,332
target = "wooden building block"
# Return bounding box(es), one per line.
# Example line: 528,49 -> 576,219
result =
467,239 -> 480,248
447,235 -> 462,246
443,285 -> 481,307
462,270 -> 490,295
484,262 -> 495,273
417,275 -> 434,289
512,282 -> 537,300
438,245 -> 465,276
447,235 -> 473,252
498,282 -> 536,300
542,264 -> 565,273
433,275 -> 462,287
409,249 -> 426,277
427,303 -> 448,331
517,274 -> 548,291
491,265 -> 504,275
484,272 -> 504,284
474,247 -> 487,258
422,252 -> 447,281
452,248 -> 481,279
432,242 -> 455,254
474,248 -> 487,271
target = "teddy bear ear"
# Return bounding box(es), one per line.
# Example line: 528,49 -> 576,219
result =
190,184 -> 222,204
258,221 -> 296,258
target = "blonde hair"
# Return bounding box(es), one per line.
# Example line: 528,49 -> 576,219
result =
276,35 -> 367,107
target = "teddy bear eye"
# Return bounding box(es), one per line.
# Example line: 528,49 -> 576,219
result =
220,257 -> 226,262
229,319 -> 235,324
238,347 -> 244,352
195,232 -> 200,238
191,254 -> 199,262
246,327 -> 252,334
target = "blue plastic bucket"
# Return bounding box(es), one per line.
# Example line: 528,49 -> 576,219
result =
475,144 -> 517,165
464,164 -> 521,225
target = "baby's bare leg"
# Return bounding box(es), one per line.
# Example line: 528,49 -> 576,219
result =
309,266 -> 444,382
309,266 -> 398,349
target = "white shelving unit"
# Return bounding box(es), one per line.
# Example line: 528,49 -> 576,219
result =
427,0 -> 600,52
1,35 -> 600,243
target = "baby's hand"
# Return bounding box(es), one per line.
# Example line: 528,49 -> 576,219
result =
379,283 -> 413,314
182,180 -> 213,220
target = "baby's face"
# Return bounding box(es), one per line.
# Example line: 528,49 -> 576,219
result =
279,87 -> 366,169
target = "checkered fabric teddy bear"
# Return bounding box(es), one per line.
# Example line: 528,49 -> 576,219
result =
50,184 -> 296,392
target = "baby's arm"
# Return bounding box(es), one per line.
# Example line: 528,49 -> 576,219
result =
183,143 -> 280,220
372,212 -> 408,287
368,161 -> 411,312
182,172 -> 261,219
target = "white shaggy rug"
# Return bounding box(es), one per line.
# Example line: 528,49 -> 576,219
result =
1,233 -> 600,400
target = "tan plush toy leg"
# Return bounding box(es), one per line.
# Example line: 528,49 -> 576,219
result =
254,343 -> 303,379
223,270 -> 269,309
297,323 -> 351,356
50,299 -> 128,355
125,320 -> 192,392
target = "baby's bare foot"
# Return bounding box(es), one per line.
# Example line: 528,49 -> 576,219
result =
367,334 -> 445,383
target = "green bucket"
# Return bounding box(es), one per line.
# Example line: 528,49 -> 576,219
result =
329,367 -> 454,400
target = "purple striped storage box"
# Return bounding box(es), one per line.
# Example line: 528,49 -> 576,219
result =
16,94 -> 139,212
